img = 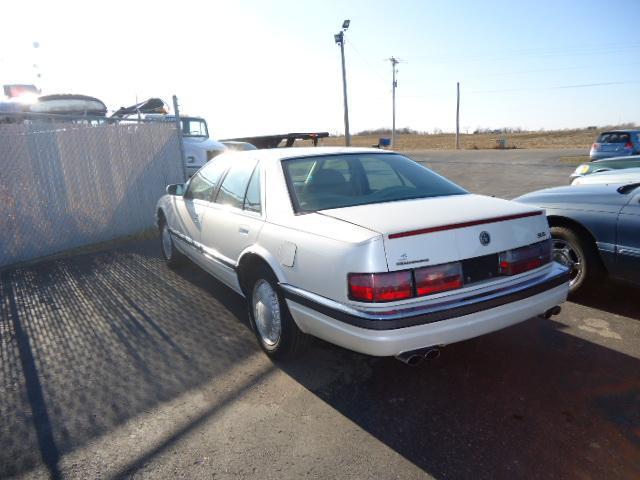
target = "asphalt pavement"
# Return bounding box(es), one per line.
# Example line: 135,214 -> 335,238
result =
407,148 -> 586,198
1,149 -> 638,480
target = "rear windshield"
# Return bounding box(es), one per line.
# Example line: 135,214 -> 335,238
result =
282,153 -> 467,212
598,132 -> 630,143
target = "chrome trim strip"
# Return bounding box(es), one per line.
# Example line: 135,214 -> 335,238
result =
168,228 -> 237,270
201,244 -> 237,271
618,245 -> 640,258
281,262 -> 569,323
596,242 -> 616,253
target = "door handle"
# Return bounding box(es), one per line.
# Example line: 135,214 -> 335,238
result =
238,225 -> 250,235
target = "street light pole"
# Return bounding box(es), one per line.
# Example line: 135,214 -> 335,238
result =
389,56 -> 399,148
335,20 -> 351,146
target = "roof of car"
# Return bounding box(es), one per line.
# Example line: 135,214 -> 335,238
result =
222,146 -> 391,162
599,129 -> 640,134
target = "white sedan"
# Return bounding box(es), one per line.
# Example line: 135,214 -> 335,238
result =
156,148 -> 569,364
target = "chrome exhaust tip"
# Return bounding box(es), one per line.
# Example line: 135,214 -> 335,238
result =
395,347 -> 441,366
542,305 -> 562,319
424,348 -> 441,360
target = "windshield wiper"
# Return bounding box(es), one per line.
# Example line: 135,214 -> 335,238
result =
617,182 -> 640,194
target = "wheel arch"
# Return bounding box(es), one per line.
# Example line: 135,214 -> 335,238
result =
156,207 -> 166,228
236,246 -> 287,297
546,215 -> 607,272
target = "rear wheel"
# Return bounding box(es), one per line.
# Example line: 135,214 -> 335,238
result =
247,266 -> 309,359
159,219 -> 185,267
550,226 -> 602,295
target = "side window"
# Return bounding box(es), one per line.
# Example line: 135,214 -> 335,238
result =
215,159 -> 258,209
184,158 -> 228,201
244,167 -> 261,214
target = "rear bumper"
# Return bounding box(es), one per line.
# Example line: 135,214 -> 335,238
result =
283,263 -> 569,356
589,150 -> 632,160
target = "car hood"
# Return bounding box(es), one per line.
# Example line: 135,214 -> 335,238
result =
573,156 -> 640,177
573,168 -> 640,185
515,184 -> 630,213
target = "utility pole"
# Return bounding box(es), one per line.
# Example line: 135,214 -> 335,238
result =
389,56 -> 399,148
173,95 -> 188,181
456,82 -> 460,149
334,20 -> 351,146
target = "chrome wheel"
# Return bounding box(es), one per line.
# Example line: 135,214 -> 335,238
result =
161,224 -> 173,260
553,238 -> 582,287
252,279 -> 282,347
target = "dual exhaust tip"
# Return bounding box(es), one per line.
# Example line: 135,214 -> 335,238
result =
395,305 -> 563,366
395,347 -> 441,366
541,305 -> 562,319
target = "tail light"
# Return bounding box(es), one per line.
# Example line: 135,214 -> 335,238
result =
625,141 -> 633,149
348,271 -> 413,302
415,262 -> 463,296
348,240 -> 552,303
592,143 -> 600,151
499,239 -> 552,275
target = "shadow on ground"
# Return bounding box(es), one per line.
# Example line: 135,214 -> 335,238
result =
1,239 -> 639,479
571,281 -> 640,322
0,240 -> 256,479
281,315 -> 640,479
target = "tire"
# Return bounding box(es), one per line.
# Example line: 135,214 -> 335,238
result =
246,265 -> 310,359
159,218 -> 185,268
550,226 -> 603,296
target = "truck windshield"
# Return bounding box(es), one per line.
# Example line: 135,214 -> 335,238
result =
282,153 -> 467,213
181,118 -> 208,137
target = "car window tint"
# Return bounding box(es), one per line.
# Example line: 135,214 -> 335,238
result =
365,156 -> 413,191
184,158 -> 229,201
243,167 -> 261,214
287,159 -> 316,183
216,158 -> 258,209
599,132 -> 630,143
283,153 -> 467,212
322,158 -> 351,182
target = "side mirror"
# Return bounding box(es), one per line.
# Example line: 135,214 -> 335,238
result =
166,183 -> 184,195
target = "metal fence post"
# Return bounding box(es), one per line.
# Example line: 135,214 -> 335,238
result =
172,95 -> 188,181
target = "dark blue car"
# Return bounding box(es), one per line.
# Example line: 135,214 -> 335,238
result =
515,182 -> 640,295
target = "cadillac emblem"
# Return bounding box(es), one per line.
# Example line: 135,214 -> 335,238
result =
479,231 -> 491,246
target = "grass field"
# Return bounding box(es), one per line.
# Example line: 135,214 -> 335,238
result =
318,127 -> 617,150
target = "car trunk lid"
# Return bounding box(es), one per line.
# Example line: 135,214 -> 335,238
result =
320,194 -> 549,271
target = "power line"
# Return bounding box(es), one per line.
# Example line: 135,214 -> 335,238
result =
467,80 -> 640,94
411,43 -> 640,64
345,40 -> 388,86
467,61 -> 640,79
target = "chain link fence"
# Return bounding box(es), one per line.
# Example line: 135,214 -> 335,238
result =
0,118 -> 184,268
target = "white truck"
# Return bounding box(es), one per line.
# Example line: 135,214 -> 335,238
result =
112,97 -> 328,178
150,114 -> 227,178
112,99 -> 228,178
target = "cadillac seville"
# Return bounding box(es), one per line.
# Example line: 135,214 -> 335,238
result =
156,148 -> 569,364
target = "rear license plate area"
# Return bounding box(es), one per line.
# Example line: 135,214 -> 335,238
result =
461,254 -> 500,285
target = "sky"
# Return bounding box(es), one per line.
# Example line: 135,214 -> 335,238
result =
1,0 -> 639,138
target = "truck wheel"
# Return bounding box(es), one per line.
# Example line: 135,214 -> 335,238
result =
247,265 -> 309,359
551,226 -> 603,296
